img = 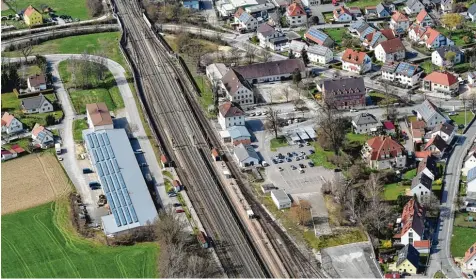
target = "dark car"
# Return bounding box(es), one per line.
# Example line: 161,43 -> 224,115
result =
173,203 -> 182,207
299,163 -> 305,168
272,159 -> 278,164
82,168 -> 93,174
459,124 -> 465,129
286,157 -> 292,162
308,161 -> 314,167
309,150 -> 315,154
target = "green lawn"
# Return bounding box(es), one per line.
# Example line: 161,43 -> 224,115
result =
303,228 -> 367,250
403,168 -> 417,180
368,92 -> 398,105
450,227 -> 476,257
435,28 -> 473,46
1,0 -> 92,20
1,200 -> 158,278
454,212 -> 476,228
270,136 -> 288,151
384,183 -> 409,201
195,75 -> 215,118
72,118 -> 88,142
309,143 -> 336,169
346,133 -> 369,144
420,60 -> 438,74
448,111 -> 474,126
324,28 -> 346,45
346,0 -> 381,8
3,33 -> 126,69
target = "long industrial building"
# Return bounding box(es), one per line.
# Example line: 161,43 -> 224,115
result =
82,128 -> 158,235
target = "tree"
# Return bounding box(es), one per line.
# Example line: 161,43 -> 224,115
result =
176,31 -> 191,53
8,65 -> 19,90
87,0 -> 103,17
309,16 -> 319,25
282,87 -> 291,102
19,40 -> 33,64
420,193 -> 441,217
264,107 -> 282,139
45,114 -> 56,126
444,51 -> 456,69
301,49 -> 310,66
291,200 -> 312,226
288,50 -> 295,59
441,13 -> 463,34
364,173 -> 383,206
316,99 -> 346,155
245,43 -> 257,65
348,162 -> 365,181
292,68 -> 302,86
259,48 -> 272,62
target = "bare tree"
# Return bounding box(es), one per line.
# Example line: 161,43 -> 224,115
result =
346,188 -> 360,223
316,99 -> 346,155
282,87 -> 291,102
264,107 -> 282,139
420,193 -> 441,217
259,48 -> 272,63
19,40 -> 33,64
364,173 -> 383,206
245,43 -> 257,65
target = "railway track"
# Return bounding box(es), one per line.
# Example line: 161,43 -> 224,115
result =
112,0 -> 268,277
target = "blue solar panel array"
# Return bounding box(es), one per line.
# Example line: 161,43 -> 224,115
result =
395,62 -> 417,77
239,12 -> 252,23
360,26 -> 376,40
306,28 -> 329,43
86,132 -> 139,227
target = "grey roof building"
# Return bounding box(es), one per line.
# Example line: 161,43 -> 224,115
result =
434,45 -> 463,58
396,244 -> 420,269
234,143 -> 260,167
411,172 -> 433,191
416,99 -> 449,127
307,45 -> 332,56
21,94 -> 52,111
82,128 -> 158,235
352,113 -> 381,134
233,59 -> 306,83
257,23 -> 276,37
271,189 -> 292,209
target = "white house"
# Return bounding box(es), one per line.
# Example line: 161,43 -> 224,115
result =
31,123 -> 54,149
417,155 -> 438,180
422,71 -> 459,95
21,94 -> 53,114
416,100 -> 449,128
221,69 -> 254,106
286,2 -> 307,27
463,242 -> 476,270
463,148 -> 476,176
421,28 -> 454,49
390,11 -> 409,35
206,63 -> 228,93
27,74 -> 47,92
218,102 -> 245,130
404,0 -> 425,15
441,0 -> 453,13
333,6 -> 353,22
234,8 -> 258,31
374,38 -> 406,63
352,113 -> 381,134
431,46 -> 464,67
341,48 -> 372,74
467,167 -> 476,195
289,40 -> 308,57
1,112 -> 23,135
415,9 -> 434,27
398,198 -> 425,246
234,143 -> 259,167
86,103 -> 114,131
257,23 -> 284,49
430,122 -> 455,144
362,136 -> 406,170
411,172 -> 433,198
271,189 -> 292,209
381,61 -> 423,87
307,45 -> 333,64
424,135 -> 448,158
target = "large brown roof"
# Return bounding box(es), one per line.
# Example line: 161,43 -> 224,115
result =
222,69 -> 252,95
366,135 -> 404,161
86,103 -> 113,127
233,59 -> 306,80
28,74 -> 46,87
219,102 -> 245,118
341,49 -> 368,66
377,38 -> 405,53
400,198 -> 425,237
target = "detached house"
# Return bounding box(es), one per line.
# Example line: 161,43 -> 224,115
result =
418,155 -> 438,180
234,143 -> 259,167
305,28 -> 334,47
257,23 -> 287,51
375,3 -> 391,17
374,38 -> 406,63
363,29 -> 395,50
1,112 -> 23,135
396,198 -> 426,246
333,6 -> 352,22
411,171 -> 433,198
430,122 -> 455,144
362,136 -> 406,170
411,120 -> 427,143
389,244 -> 420,274
381,61 -> 423,87
27,74 -> 47,92
404,0 -> 425,15
424,134 -> 448,157
463,242 -> 476,270
341,49 -> 371,74
31,123 -> 54,149
352,113 -> 381,134
467,167 -> 476,195
222,69 -> 254,106
21,94 -> 53,114
289,40 -> 308,57
416,99 -> 449,128
23,5 -> 42,26
86,103 -> 114,131
463,147 -> 476,176
218,102 -> 245,130
431,45 -> 463,67
286,2 -> 307,27
390,12 -> 409,35
350,20 -> 376,40
235,8 -> 258,32
307,45 -> 333,64
415,9 -> 434,27
441,0 -> 453,13
422,72 -> 459,95
420,28 -> 454,49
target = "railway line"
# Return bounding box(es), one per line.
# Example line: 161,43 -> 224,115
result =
111,0 -> 267,277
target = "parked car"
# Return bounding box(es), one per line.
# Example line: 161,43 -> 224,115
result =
278,167 -> 284,171
140,163 -> 148,167
168,192 -> 177,197
272,159 -> 278,164
299,168 -> 304,173
291,165 -> 297,170
309,150 -> 315,154
176,208 -> 185,213
299,163 -> 305,168
349,108 -> 358,112
262,161 -> 269,167
449,111 -> 458,116
286,157 -> 292,162
459,124 -> 465,129
82,168 -> 93,174
308,161 -> 314,167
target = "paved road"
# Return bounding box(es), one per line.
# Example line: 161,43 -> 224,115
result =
427,122 -> 476,278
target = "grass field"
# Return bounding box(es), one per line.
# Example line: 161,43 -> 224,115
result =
450,227 -> 476,257
403,168 -> 417,180
309,143 -> 336,169
346,132 -> 369,144
270,136 -> 288,151
1,153 -> 71,214
454,212 -> 476,228
383,183 -> 408,201
324,28 -> 346,45
368,92 -> 398,105
346,0 -> 381,8
448,111 -> 474,126
72,118 -> 88,142
1,0 -> 91,19
1,199 -> 158,278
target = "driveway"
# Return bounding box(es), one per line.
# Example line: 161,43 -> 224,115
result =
399,120 -> 414,152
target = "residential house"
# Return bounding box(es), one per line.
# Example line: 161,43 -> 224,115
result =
463,242 -> 476,270
333,6 -> 352,22
431,45 -> 463,67
415,9 -> 434,27
463,147 -> 476,176
341,49 -> 372,74
414,240 -> 431,254
383,121 -> 396,134
307,45 -> 333,64
389,244 -> 420,274
321,77 -> 366,109
430,122 -> 455,144
271,189 -> 292,209
1,149 -> 18,161
408,24 -> 429,42
222,69 -> 254,106
206,63 -> 228,94
424,134 -> 448,157
218,102 -> 245,130
469,4 -> 476,22
257,23 -> 286,50
27,74 -> 47,92
381,61 -> 423,87
23,5 -> 42,26
404,0 -> 425,15
362,136 -> 406,170
374,38 -> 406,63
234,143 -> 259,167
350,20 -> 376,40
422,72 -> 459,95
226,125 -> 252,145
304,28 -> 334,47
376,3 -> 391,17
411,120 -> 427,143
86,103 -> 114,131
468,72 -> 476,85
365,6 -> 377,16
219,3 -> 235,18
301,0 -> 319,7
232,59 -> 306,84
348,6 -> 363,18
420,27 -> 454,49
411,171 -> 433,198
31,123 -> 54,149
21,94 -> 53,114
289,40 -> 308,57
286,2 -> 307,27
390,12 -> 410,35
182,0 -> 200,9
363,29 -> 396,50
416,99 -> 449,128
235,8 -> 258,31
352,113 -> 381,134
1,112 -> 23,135
267,35 -> 289,51
441,0 -> 453,13
397,198 -> 426,246
466,167 -> 476,195
418,155 -> 438,180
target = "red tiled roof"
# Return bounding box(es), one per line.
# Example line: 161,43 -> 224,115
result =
1,112 -> 15,127
287,2 -> 306,17
384,273 -> 401,278
464,242 -> 476,263
31,125 -> 45,137
341,49 -> 368,66
415,151 -> 432,158
383,121 -> 395,130
423,27 -> 442,45
380,29 -> 396,40
416,9 -> 428,23
412,128 -> 425,138
234,7 -> 245,18
391,11 -> 408,22
24,5 -> 39,17
411,120 -> 426,130
1,150 -> 12,156
333,6 -> 351,18
423,72 -> 458,86
219,102 -> 244,118
401,198 -> 425,236
160,155 -> 168,163
377,38 -> 405,53
414,240 -> 431,248
10,144 -> 25,153
366,136 -> 404,161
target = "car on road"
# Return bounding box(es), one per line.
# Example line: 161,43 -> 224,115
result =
298,143 -> 304,147
291,165 -> 297,170
278,159 -> 284,163
140,163 -> 148,167
57,156 -> 63,161
256,111 -> 262,116
272,159 -> 278,164
176,208 -> 185,213
249,112 -> 256,116
168,192 -> 177,197
278,167 -> 284,171
308,161 -> 314,167
262,111 -> 268,115
292,151 -> 298,156
299,163 -> 305,168
82,168 -> 93,174
286,157 -> 292,162
296,157 -> 300,161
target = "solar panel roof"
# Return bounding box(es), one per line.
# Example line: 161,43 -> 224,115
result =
306,28 -> 329,43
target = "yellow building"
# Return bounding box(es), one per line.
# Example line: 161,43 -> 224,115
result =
23,5 -> 43,26
389,244 -> 420,275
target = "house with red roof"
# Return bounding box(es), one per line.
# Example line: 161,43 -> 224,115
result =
31,123 -> 54,149
422,72 -> 459,94
394,198 -> 426,246
411,120 -> 426,143
286,2 -> 307,27
333,6 -> 352,22
218,102 -> 245,130
1,144 -> 26,161
410,27 -> 454,49
374,38 -> 406,63
1,112 -> 23,135
424,134 -> 448,158
362,136 -> 406,169
463,242 -> 476,270
413,239 -> 431,253
415,9 -> 434,27
390,12 -> 409,35
341,49 -> 371,74
382,121 -> 396,134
